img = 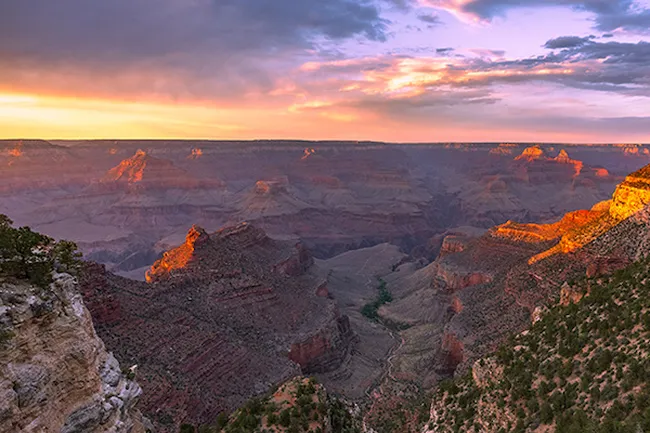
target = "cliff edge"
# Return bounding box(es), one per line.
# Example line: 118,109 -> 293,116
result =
0,273 -> 146,433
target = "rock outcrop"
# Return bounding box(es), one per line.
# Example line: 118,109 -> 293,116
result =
0,273 -> 145,433
102,149 -> 218,190
514,145 -> 546,161
145,224 -> 208,282
488,164 -> 650,265
81,223 -> 355,431
380,164 -> 650,395
609,164 -> 650,220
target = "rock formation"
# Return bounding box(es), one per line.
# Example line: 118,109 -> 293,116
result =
102,149 -> 219,190
81,223 -> 355,431
514,145 -> 546,161
609,164 -> 650,220
233,178 -> 315,219
377,164 -> 650,400
489,143 -> 517,155
482,163 -> 650,266
0,273 -> 146,433
187,148 -> 203,159
3,140 -> 628,274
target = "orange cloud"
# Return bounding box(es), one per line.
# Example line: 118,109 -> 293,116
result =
0,49 -> 644,144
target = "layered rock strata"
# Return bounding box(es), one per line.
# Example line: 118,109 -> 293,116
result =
0,273 -> 145,433
81,223 -> 355,431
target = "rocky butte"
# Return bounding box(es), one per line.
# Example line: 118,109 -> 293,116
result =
81,222 -> 355,431
101,149 -> 219,190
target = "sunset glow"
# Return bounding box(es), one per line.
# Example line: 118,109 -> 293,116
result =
1,0 -> 650,142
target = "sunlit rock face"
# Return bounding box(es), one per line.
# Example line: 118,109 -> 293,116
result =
554,149 -> 584,176
514,145 -> 546,161
595,167 -> 610,178
145,225 -> 208,282
493,206 -> 607,245
0,274 -> 146,433
104,149 -> 150,183
102,149 -> 212,189
301,147 -> 316,160
7,142 -> 23,158
513,147 -> 584,178
619,144 -> 650,156
490,163 -> 650,264
609,165 -> 650,220
187,148 -> 203,159
254,179 -> 288,195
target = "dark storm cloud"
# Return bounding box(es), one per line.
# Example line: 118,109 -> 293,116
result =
0,0 -> 397,100
462,38 -> 650,95
428,0 -> 650,33
596,8 -> 650,33
0,0 -> 390,62
544,36 -> 592,49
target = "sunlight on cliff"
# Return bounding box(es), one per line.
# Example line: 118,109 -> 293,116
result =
514,146 -> 545,161
489,143 -> 516,155
498,165 -> 650,264
188,148 -> 203,159
145,226 -> 206,282
513,146 -> 584,177
5,140 -> 23,158
103,149 -> 148,183
301,148 -> 316,160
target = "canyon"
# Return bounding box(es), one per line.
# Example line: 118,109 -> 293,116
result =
2,140 -> 643,278
3,140 -> 650,432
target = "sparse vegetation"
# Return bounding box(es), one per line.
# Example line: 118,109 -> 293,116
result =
0,214 -> 82,287
365,387 -> 433,433
188,377 -> 360,433
361,279 -> 393,321
427,257 -> 650,432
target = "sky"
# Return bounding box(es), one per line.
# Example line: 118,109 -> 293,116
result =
1,0 -> 650,143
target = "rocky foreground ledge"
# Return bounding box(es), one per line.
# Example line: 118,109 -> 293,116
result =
0,273 -> 147,433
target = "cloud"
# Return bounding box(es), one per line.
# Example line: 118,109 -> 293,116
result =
436,47 -> 455,54
544,36 -> 592,49
469,48 -> 506,58
419,0 -> 650,33
290,36 -> 650,119
0,0 -> 390,60
0,0 -> 392,100
417,12 -> 442,23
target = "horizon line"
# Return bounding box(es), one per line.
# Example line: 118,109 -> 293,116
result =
1,138 -> 648,146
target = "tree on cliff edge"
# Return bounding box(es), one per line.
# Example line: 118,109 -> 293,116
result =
0,214 -> 82,287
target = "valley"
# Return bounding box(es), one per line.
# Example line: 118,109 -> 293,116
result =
3,140 -> 650,432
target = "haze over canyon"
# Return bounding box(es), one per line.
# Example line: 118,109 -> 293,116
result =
3,139 -> 650,432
